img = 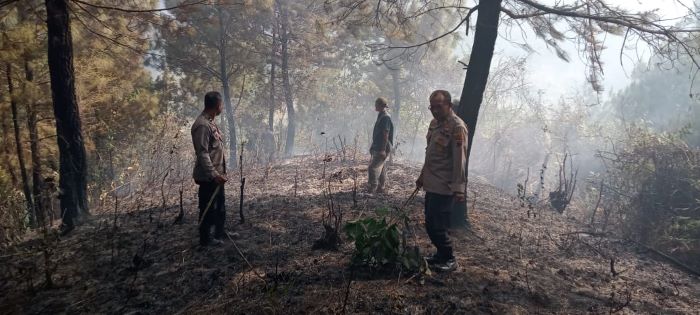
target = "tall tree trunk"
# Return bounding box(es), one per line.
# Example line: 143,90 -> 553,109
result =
456,0 -> 502,173
390,68 -> 401,132
451,0 -> 502,229
217,6 -> 238,168
25,59 -> 45,227
269,18 -> 277,132
280,3 -> 295,157
160,55 -> 171,113
6,62 -> 36,227
1,91 -> 19,186
45,0 -> 89,228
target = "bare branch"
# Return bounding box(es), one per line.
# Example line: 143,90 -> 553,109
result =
385,5 -> 479,50
514,0 -> 700,34
70,0 -> 208,13
403,4 -> 472,22
502,2 -> 586,19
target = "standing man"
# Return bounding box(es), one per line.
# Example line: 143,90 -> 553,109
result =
416,90 -> 468,272
192,91 -> 228,247
368,97 -> 394,194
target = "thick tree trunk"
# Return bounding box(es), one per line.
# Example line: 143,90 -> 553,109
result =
217,6 -> 238,169
280,4 -> 295,157
25,60 -> 45,227
269,21 -> 276,132
46,0 -> 89,228
6,62 -> 36,227
452,0 -> 502,229
456,0 -> 502,164
390,69 -> 401,132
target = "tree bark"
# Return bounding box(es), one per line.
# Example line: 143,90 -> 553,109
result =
45,0 -> 90,228
217,6 -> 238,168
390,68 -> 401,132
1,110 -> 19,185
25,59 -> 46,227
452,0 -> 503,229
269,16 -> 277,132
6,62 -> 36,227
280,3 -> 295,157
456,0 -> 502,174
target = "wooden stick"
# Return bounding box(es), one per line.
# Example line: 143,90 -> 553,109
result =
198,185 -> 221,226
398,187 -> 420,214
226,232 -> 266,284
239,177 -> 246,223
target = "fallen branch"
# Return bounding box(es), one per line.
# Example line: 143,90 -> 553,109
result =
631,240 -> 700,277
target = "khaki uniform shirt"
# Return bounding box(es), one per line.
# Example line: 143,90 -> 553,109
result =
191,113 -> 226,183
418,111 -> 468,196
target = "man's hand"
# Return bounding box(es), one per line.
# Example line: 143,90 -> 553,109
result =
214,175 -> 228,185
378,150 -> 387,159
415,177 -> 423,189
454,192 -> 465,202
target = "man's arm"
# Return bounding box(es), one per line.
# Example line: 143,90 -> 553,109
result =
416,167 -> 425,189
379,116 -> 392,156
192,124 -> 220,182
380,130 -> 390,154
450,125 -> 468,201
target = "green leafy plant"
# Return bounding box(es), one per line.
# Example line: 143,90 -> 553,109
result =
344,207 -> 425,272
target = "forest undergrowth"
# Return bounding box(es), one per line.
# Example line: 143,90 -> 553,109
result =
1,156 -> 699,314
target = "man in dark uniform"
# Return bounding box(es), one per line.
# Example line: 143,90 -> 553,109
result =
191,91 -> 228,246
368,97 -> 394,194
416,90 -> 468,272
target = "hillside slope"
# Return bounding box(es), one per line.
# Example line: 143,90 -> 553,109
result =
1,157 -> 698,314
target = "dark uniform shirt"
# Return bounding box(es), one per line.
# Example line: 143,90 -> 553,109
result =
191,113 -> 226,183
370,111 -> 394,153
418,111 -> 468,195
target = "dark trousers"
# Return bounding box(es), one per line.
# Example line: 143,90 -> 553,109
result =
425,192 -> 454,261
198,182 -> 226,245
450,199 -> 470,229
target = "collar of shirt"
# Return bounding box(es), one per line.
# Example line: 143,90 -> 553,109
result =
202,112 -> 216,122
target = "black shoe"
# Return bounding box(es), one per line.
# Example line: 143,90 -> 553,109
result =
200,238 -> 224,247
432,258 -> 457,272
424,253 -> 441,265
209,238 -> 224,246
59,223 -> 75,236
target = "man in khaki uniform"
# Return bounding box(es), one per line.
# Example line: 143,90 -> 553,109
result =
416,90 -> 468,272
368,97 -> 394,194
192,91 -> 228,246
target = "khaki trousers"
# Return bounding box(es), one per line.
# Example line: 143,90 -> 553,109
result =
368,150 -> 389,192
